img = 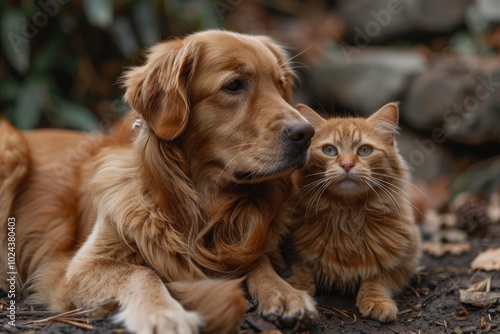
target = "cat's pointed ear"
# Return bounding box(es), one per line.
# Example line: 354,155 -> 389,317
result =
368,102 -> 399,143
296,104 -> 325,128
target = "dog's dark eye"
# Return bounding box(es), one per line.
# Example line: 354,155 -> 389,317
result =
224,80 -> 244,93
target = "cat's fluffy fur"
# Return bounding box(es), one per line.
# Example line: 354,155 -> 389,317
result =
285,102 -> 421,323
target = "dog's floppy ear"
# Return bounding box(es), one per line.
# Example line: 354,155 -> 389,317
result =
123,39 -> 196,140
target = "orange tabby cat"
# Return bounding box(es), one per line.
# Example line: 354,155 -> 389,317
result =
285,102 -> 421,323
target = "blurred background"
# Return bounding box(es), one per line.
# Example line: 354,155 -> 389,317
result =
1,0 -> 499,230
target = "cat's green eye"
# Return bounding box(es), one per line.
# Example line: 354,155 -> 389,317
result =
323,145 -> 338,156
357,145 -> 373,157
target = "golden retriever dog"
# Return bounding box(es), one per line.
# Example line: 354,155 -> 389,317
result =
0,30 -> 317,333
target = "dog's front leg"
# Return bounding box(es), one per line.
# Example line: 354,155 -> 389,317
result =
65,225 -> 202,334
246,255 -> 317,331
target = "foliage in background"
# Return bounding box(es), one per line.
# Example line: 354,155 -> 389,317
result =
1,0 -> 498,134
0,0 -> 225,131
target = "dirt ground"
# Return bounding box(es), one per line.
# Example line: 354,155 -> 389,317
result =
2,225 -> 499,334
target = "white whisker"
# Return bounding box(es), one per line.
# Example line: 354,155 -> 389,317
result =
370,170 -> 431,203
369,174 -> 424,218
360,176 -> 387,220
304,178 -> 331,222
366,177 -> 404,223
283,44 -> 315,66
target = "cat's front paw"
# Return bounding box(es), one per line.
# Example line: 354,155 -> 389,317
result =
258,286 -> 317,331
287,264 -> 317,296
287,275 -> 316,296
357,296 -> 398,323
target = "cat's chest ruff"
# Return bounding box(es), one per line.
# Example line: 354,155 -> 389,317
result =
304,208 -> 405,279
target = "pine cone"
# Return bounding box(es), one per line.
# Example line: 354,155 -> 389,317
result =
455,198 -> 491,236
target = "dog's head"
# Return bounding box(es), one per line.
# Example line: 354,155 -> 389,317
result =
124,30 -> 313,184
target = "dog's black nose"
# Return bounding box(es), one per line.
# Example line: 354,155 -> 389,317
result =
286,123 -> 315,149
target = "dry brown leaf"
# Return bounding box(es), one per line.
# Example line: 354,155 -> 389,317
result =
441,229 -> 468,243
488,205 -> 500,223
422,241 -> 470,257
458,290 -> 500,307
422,210 -> 457,235
421,209 -> 442,235
471,248 -> 500,271
466,277 -> 491,292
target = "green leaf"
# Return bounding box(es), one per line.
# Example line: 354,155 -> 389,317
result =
167,0 -> 220,29
0,81 -> 20,102
112,16 -> 139,57
1,9 -> 30,74
133,0 -> 160,47
14,77 -> 46,129
83,0 -> 114,29
3,106 -> 16,124
33,34 -> 62,72
57,102 -> 100,132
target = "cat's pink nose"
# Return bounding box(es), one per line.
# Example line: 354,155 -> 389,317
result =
340,162 -> 355,173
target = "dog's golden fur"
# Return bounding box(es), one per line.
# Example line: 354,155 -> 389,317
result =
0,30 -> 317,333
0,119 -> 29,231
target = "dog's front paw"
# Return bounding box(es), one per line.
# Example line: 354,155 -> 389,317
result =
357,296 -> 398,323
116,302 -> 202,334
258,286 -> 317,331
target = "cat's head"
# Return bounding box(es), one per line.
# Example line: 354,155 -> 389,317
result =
296,102 -> 404,197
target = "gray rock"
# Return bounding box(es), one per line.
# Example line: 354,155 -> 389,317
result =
338,0 -> 468,44
403,67 -> 467,130
466,0 -> 500,35
306,46 -> 427,116
403,55 -> 500,145
402,57 -> 482,131
397,130 -> 454,183
462,326 -> 478,334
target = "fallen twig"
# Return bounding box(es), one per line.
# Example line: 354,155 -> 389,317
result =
54,318 -> 94,331
422,294 -> 438,308
22,308 -> 85,324
331,306 -> 350,318
408,285 -> 420,298
398,308 -> 414,315
434,320 -> 447,327
407,303 -> 422,311
447,277 -> 461,294
458,303 -> 470,315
